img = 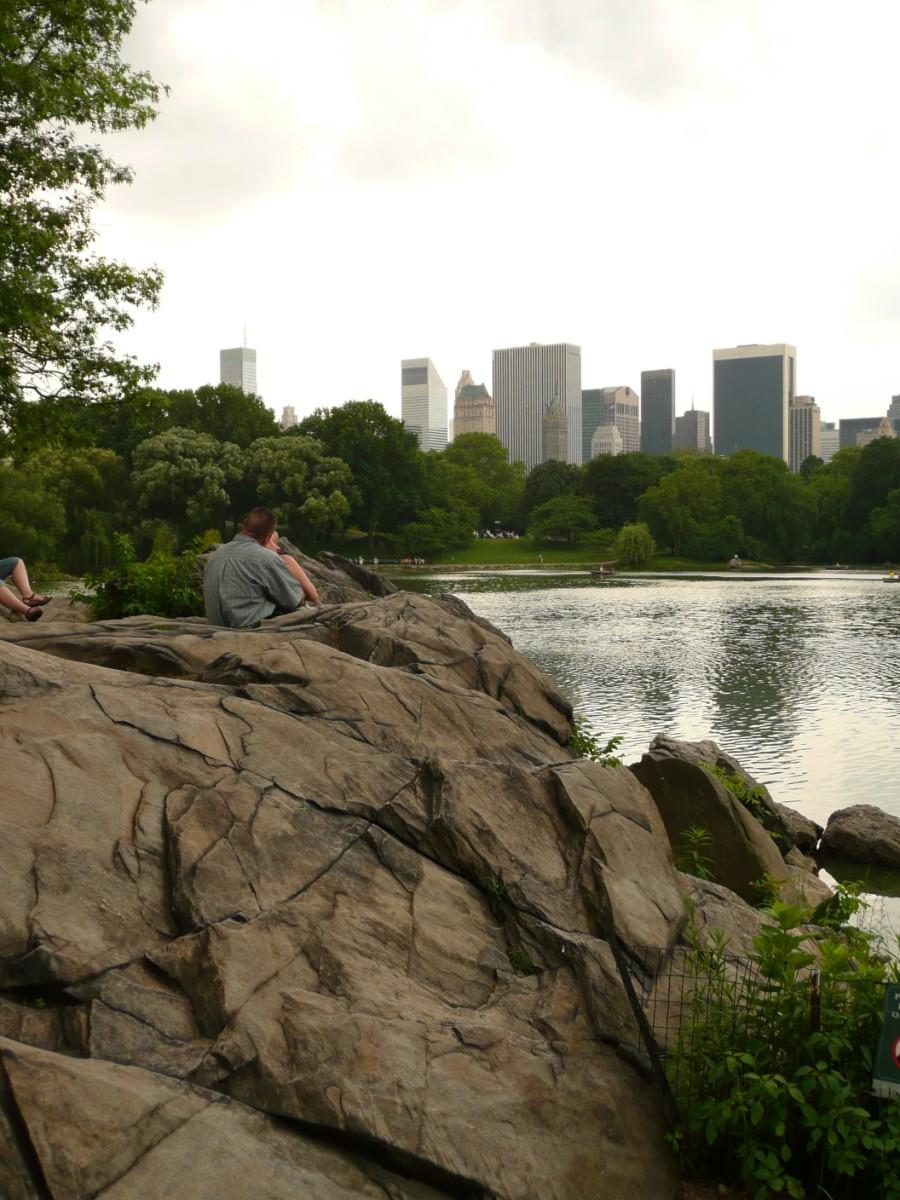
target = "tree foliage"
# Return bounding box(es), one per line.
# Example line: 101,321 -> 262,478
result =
131,427 -> 243,541
1,0 -> 165,427
527,495 -> 597,545
241,436 -> 354,543
613,521 -> 656,567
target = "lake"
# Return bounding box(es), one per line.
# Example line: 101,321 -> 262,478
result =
395,569 -> 900,838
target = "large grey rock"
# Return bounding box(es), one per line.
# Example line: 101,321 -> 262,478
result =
634,734 -> 793,851
0,1037 -> 453,1199
631,749 -> 791,904
776,803 -> 823,853
0,601 -> 679,1198
822,804 -> 900,868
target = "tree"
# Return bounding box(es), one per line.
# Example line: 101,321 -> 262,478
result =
131,428 -> 243,543
397,507 -> 473,559
519,459 -> 580,525
0,465 -> 65,563
241,435 -> 354,546
527,495 -> 597,545
297,401 -> 423,548
720,450 -> 812,560
441,433 -> 525,528
868,488 -> 900,561
613,522 -> 656,567
580,453 -> 677,528
638,460 -> 724,555
1,1 -> 165,427
165,384 -> 279,448
28,445 -> 127,569
848,437 -> 900,542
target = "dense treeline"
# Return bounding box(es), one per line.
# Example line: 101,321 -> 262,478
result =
1,385 -> 898,572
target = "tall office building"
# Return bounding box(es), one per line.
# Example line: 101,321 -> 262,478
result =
673,408 -> 712,453
788,395 -> 821,473
453,370 -> 495,437
280,406 -> 298,430
582,386 -> 640,457
838,416 -> 881,450
640,369 -> 676,455
401,358 -> 447,452
220,346 -> 257,394
713,343 -> 796,461
888,395 -> 900,435
820,421 -> 839,463
493,343 -> 581,470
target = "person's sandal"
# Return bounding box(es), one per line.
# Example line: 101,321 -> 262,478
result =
23,593 -> 50,607
24,607 -> 43,623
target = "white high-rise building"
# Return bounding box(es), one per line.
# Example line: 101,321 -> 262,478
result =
492,343 -> 582,470
220,346 -> 257,394
280,406 -> 298,430
590,424 -> 624,457
401,358 -> 447,452
789,395 -> 821,473
820,421 -> 839,463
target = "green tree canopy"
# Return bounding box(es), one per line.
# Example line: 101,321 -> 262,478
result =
527,495 -> 597,546
720,450 -> 812,560
869,488 -> 900,561
441,433 -> 524,528
613,522 -> 656,567
131,427 -> 243,542
297,401 -> 423,545
27,445 -> 127,568
0,464 -> 66,562
519,459 -> 580,524
638,460 -> 724,555
241,435 -> 354,546
164,384 -> 279,448
580,453 -> 677,528
1,0 -> 164,430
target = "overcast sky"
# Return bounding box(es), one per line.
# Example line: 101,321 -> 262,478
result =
98,0 -> 900,429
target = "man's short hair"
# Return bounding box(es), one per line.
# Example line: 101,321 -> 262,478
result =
241,507 -> 277,542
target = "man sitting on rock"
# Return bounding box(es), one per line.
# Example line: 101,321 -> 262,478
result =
203,507 -> 318,628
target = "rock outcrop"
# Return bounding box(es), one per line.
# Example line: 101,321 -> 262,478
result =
775,803 -> 823,853
0,570 -> 680,1199
822,805 -> 900,869
630,735 -> 828,908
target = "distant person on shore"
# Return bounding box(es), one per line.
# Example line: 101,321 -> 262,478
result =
0,556 -> 50,623
203,507 -> 318,628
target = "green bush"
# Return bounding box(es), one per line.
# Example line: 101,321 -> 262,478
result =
81,534 -> 204,619
667,897 -> 900,1199
613,520 -> 656,567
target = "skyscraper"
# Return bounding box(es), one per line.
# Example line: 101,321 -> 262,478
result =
820,421 -> 839,463
401,358 -> 447,452
542,397 -> 568,462
582,387 -> 640,455
640,369 -> 675,455
673,408 -> 712,453
590,424 -> 623,457
713,343 -> 796,461
492,343 -> 581,470
280,406 -> 298,430
839,416 -> 882,450
887,395 -> 900,435
789,395 -> 821,473
453,371 -> 495,437
220,346 -> 257,394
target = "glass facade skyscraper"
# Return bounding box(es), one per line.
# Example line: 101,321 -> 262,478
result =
640,369 -> 675,455
713,344 -> 796,461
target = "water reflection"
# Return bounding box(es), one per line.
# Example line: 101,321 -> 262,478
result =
396,571 -> 900,827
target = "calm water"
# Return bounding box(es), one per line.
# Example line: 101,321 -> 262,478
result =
397,570 -> 900,833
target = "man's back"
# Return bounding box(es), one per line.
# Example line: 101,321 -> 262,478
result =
203,533 -> 304,628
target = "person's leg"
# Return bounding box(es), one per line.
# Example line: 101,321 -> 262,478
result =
9,559 -> 48,605
0,583 -> 30,615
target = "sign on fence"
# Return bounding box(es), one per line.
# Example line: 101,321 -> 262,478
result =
874,983 -> 900,1099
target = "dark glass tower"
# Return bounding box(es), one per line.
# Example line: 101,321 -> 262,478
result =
640,369 -> 675,455
713,344 -> 795,461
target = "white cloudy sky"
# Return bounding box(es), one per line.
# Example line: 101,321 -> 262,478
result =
99,0 -> 900,427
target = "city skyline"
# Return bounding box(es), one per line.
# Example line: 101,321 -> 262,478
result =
96,1 -> 900,431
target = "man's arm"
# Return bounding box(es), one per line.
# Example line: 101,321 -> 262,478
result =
261,555 -> 306,612
278,554 -> 318,605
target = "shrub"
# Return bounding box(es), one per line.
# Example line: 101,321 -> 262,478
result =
613,521 -> 656,567
81,534 -> 204,619
667,897 -> 900,1199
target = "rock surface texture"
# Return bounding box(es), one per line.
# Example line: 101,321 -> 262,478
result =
0,566 -> 680,1200
822,805 -> 900,868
